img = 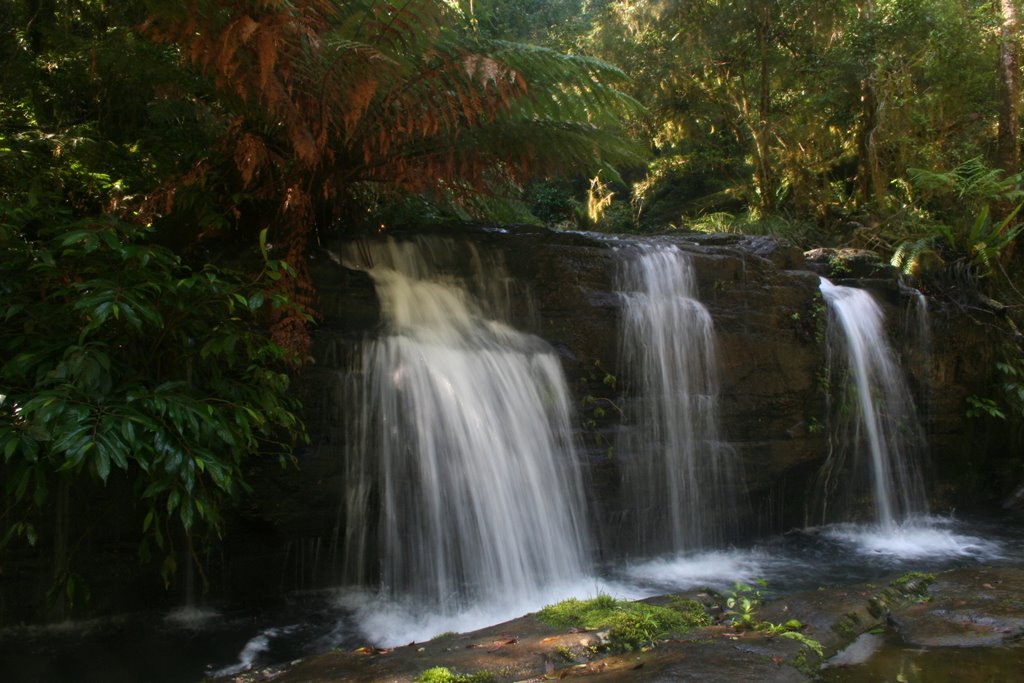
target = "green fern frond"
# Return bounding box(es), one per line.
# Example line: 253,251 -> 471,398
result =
967,204 -> 991,244
891,236 -> 940,275
478,118 -> 647,175
910,157 -> 1024,208
906,166 -> 958,195
491,40 -> 645,124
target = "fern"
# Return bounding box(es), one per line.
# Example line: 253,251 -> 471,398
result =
142,0 -> 648,356
903,158 -> 1024,280
891,235 -> 940,275
908,157 -> 1024,208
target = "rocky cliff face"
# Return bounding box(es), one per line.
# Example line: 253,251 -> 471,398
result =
293,227 -> 1009,558
1,227 -> 1012,624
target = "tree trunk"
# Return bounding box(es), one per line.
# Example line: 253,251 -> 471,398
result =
753,6 -> 775,214
857,75 -> 880,205
25,0 -> 56,53
997,0 -> 1020,174
855,1 -> 886,207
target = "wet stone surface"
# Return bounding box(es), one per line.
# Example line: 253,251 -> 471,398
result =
890,566 -> 1024,648
223,567 -> 1024,683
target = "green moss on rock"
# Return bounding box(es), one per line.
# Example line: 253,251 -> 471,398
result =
536,593 -> 710,650
415,666 -> 497,683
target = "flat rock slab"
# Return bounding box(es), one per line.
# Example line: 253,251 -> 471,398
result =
263,622 -> 810,683
889,566 -> 1024,648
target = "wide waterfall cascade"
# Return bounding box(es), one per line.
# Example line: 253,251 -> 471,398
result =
340,237 -> 590,613
817,278 -> 928,530
616,244 -> 739,554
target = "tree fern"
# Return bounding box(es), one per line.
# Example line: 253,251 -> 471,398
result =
142,0 -> 647,356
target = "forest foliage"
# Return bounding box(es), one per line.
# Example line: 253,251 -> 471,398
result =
1,0 -> 1023,609
0,0 -> 646,606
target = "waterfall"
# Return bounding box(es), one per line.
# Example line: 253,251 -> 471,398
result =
817,278 -> 927,529
340,237 -> 590,610
616,244 -> 738,554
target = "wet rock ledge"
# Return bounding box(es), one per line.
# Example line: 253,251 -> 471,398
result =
221,566 -> 1024,683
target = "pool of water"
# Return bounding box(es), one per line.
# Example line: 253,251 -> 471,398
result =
819,632 -> 1024,683
1,512 -> 1021,682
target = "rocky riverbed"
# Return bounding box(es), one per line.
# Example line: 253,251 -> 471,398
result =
219,565 -> 1024,683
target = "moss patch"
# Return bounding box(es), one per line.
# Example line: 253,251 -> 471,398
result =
868,572 -> 935,618
891,571 -> 935,593
536,593 -> 710,650
415,666 -> 497,683
831,611 -> 864,639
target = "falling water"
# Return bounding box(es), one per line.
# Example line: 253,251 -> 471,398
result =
817,279 -> 927,529
617,244 -> 738,554
902,282 -> 931,354
341,238 -> 590,614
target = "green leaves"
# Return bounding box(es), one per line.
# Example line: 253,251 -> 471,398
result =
897,158 -> 1024,279
0,217 -> 307,581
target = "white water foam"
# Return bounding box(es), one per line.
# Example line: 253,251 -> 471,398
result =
336,578 -> 644,648
623,549 -> 776,592
212,625 -> 298,677
163,605 -> 220,628
823,518 -> 1004,560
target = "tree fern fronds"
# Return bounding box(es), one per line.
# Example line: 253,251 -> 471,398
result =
142,0 -> 649,356
953,157 -> 1023,203
490,40 -> 632,83
968,204 -> 992,245
907,166 -> 958,195
891,235 -> 941,275
362,0 -> 450,54
909,157 -> 1024,208
487,40 -> 645,123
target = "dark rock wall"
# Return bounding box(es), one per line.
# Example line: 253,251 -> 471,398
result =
293,228 -> 1009,552
1,227 -> 1012,625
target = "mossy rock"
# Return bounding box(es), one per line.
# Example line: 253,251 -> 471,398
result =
536,593 -> 711,651
415,666 -> 497,683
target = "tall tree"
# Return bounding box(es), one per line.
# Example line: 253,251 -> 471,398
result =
586,0 -> 852,218
580,0 -> 1008,229
853,0 -> 885,205
997,0 -> 1020,174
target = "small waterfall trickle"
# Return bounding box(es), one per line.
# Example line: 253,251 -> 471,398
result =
616,244 -> 739,554
341,237 -> 590,618
816,278 -> 928,529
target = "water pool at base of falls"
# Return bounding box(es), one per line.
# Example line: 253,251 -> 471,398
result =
2,512 -> 1020,682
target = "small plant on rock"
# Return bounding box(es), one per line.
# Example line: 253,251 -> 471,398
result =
718,580 -> 824,662
722,579 -> 767,630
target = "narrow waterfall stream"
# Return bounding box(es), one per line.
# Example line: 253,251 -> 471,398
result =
339,237 -> 592,642
816,278 -> 928,529
616,244 -> 739,554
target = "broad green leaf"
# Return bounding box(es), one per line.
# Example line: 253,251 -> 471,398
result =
180,500 -> 194,530
3,436 -> 19,461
